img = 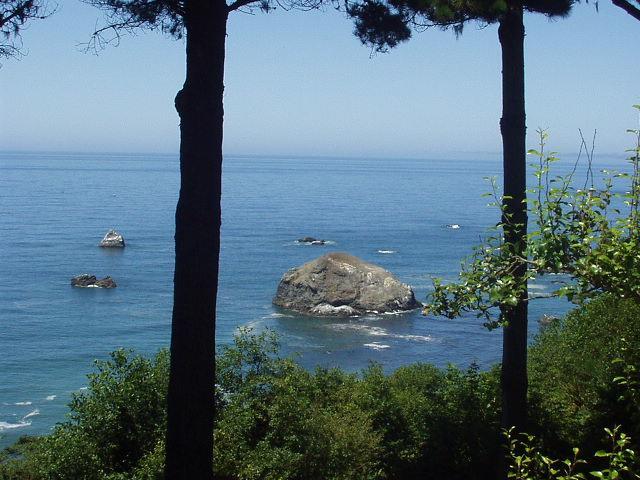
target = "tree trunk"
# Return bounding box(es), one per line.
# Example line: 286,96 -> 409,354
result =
165,0 -> 228,478
498,3 -> 528,434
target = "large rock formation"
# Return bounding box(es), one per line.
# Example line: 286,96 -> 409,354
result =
273,252 -> 420,316
99,230 -> 125,248
71,274 -> 117,288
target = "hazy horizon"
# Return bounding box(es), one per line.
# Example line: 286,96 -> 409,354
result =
1,0 -> 638,156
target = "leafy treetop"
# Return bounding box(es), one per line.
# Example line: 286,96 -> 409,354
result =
84,0 -> 327,50
346,0 -> 574,52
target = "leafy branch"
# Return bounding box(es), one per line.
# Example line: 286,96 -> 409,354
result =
425,106 -> 640,328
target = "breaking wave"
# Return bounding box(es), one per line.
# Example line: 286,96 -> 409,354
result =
363,342 -> 391,351
327,323 -> 433,343
0,421 -> 31,431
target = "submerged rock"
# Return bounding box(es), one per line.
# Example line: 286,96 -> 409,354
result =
99,230 -> 125,248
71,274 -> 117,288
297,237 -> 327,245
273,252 -> 420,316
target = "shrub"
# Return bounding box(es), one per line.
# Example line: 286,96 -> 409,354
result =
0,328 -> 501,479
0,349 -> 169,480
528,295 -> 640,455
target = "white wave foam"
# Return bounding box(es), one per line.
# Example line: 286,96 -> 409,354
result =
397,334 -> 433,342
327,323 -> 433,342
0,421 -> 31,431
266,313 -> 293,318
14,401 -> 32,406
377,250 -> 396,254
45,395 -> 56,401
22,409 -> 40,420
364,342 -> 391,350
446,224 -> 461,229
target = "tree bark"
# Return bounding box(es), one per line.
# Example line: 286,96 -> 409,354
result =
165,0 -> 228,478
498,2 -> 528,434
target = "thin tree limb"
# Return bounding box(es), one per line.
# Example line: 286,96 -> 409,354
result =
611,0 -> 640,20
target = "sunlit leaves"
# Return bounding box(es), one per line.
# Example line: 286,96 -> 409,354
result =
426,115 -> 640,327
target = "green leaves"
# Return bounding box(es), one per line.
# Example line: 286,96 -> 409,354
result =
425,115 -> 640,326
506,426 -> 639,480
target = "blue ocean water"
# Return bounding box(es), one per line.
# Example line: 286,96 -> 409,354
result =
0,151 -> 624,447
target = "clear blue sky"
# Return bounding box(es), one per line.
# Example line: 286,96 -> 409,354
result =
0,0 -> 638,157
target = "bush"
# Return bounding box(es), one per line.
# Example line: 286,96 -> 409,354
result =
528,295 -> 640,456
214,328 -> 501,480
0,329 -> 500,479
0,349 -> 169,480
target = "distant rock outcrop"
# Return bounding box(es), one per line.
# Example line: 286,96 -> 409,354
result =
71,274 -> 117,288
297,237 -> 326,245
273,252 -> 420,316
99,230 -> 125,248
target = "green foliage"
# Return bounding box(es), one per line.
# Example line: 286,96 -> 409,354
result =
506,426 -> 639,480
1,329 -> 501,479
508,339 -> 640,480
527,295 -> 640,454
427,112 -> 640,328
0,349 -> 169,480
346,0 -> 574,53
214,327 -> 501,480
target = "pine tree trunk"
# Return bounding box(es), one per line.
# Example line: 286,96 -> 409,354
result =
165,0 -> 228,478
498,3 -> 528,434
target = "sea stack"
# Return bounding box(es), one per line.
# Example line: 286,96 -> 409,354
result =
273,252 -> 420,316
99,229 -> 125,248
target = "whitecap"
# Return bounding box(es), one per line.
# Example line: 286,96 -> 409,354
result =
14,401 -> 32,406
364,343 -> 391,351
446,224 -> 461,229
395,334 -> 433,342
327,323 -> 433,343
22,409 -> 40,420
377,250 -> 396,254
327,324 -> 388,336
0,421 -> 31,431
45,395 -> 56,401
265,313 -> 293,318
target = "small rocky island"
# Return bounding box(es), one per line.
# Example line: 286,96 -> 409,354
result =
71,274 -> 117,288
99,229 -> 125,248
273,252 -> 420,316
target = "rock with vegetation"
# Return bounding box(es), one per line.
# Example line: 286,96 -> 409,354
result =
71,274 -> 117,288
273,252 -> 420,316
99,229 -> 125,248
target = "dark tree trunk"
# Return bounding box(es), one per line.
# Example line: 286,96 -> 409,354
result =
498,3 -> 528,434
165,0 -> 228,478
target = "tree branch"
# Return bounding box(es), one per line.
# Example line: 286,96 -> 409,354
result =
611,0 -> 640,20
227,0 -> 260,12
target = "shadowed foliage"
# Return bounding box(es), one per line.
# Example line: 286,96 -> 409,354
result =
0,0 -> 52,58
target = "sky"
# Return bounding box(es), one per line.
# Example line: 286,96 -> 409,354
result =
0,0 -> 638,158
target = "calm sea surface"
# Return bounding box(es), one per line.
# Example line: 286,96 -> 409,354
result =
0,151 -> 627,446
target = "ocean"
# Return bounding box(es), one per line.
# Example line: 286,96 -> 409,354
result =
0,150 -> 624,447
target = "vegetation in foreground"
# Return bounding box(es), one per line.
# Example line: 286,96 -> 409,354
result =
1,294 -> 639,480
